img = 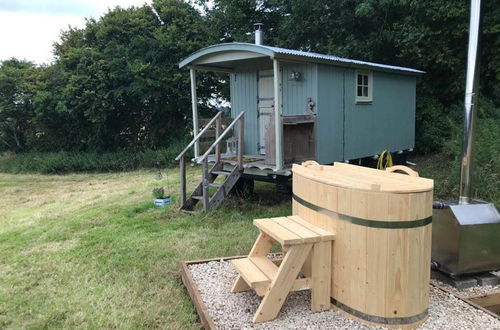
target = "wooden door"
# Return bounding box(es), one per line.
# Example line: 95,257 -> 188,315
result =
258,70 -> 274,155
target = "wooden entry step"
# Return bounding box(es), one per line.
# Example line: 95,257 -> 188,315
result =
253,216 -> 335,246
232,256 -> 313,297
179,162 -> 242,213
232,257 -> 275,288
231,216 -> 336,323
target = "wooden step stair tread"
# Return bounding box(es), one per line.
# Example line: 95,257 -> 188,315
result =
232,256 -> 311,293
272,217 -> 322,243
212,170 -> 231,176
287,216 -> 336,241
253,218 -> 303,246
191,195 -> 204,200
209,183 -> 222,188
179,209 -> 199,215
249,256 -> 279,279
253,216 -> 335,245
231,258 -> 270,287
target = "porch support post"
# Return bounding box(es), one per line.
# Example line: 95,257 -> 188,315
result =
190,68 -> 200,158
273,59 -> 283,170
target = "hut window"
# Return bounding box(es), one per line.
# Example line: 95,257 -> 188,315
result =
355,70 -> 373,103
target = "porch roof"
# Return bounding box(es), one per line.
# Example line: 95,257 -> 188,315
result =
179,42 -> 425,75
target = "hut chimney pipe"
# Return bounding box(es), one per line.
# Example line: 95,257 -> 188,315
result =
459,0 -> 482,204
254,23 -> 264,45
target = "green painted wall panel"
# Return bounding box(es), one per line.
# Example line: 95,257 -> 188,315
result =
228,64 -> 417,162
281,63 -> 318,116
230,71 -> 259,154
316,64 -> 344,163
343,70 -> 416,159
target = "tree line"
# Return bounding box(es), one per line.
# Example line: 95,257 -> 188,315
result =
0,0 -> 498,154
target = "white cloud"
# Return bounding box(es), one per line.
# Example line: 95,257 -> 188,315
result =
0,11 -> 85,64
0,0 -> 95,15
86,0 -> 151,13
0,0 -> 152,64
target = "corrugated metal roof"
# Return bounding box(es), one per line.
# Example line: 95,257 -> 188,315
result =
261,44 -> 425,74
179,42 -> 425,74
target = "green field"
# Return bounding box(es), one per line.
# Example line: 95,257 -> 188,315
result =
0,168 -> 289,329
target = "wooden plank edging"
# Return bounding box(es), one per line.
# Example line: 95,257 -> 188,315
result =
179,256 -> 246,330
430,283 -> 500,320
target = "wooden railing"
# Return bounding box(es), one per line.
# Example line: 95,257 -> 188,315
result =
197,111 -> 245,209
175,112 -> 222,162
175,111 -> 245,209
176,111 -> 222,207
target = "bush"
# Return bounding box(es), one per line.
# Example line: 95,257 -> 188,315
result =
415,97 -> 453,154
0,139 -> 191,174
417,101 -> 500,204
444,117 -> 500,204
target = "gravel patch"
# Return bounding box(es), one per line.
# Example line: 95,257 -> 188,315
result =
430,278 -> 500,299
188,260 -> 500,329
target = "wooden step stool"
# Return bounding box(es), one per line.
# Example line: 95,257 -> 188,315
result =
230,215 -> 336,323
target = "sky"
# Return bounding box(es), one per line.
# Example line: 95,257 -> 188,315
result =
0,0 -> 153,64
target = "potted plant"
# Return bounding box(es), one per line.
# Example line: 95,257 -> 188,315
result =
153,187 -> 171,208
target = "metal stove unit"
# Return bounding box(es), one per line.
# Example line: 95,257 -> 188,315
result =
432,200 -> 500,275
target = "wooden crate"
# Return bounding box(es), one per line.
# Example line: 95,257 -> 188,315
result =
292,161 -> 434,329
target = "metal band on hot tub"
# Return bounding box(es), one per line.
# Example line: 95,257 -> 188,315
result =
331,298 -> 428,325
292,194 -> 432,229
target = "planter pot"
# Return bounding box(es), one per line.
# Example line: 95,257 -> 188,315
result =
154,196 -> 172,208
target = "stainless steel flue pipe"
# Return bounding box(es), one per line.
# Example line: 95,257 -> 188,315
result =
254,23 -> 264,45
459,0 -> 482,204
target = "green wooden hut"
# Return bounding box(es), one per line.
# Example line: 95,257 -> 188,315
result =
176,33 -> 424,212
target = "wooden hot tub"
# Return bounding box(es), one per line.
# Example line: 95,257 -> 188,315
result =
292,161 -> 434,329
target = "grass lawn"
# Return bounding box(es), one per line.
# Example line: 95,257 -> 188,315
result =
0,167 -> 289,329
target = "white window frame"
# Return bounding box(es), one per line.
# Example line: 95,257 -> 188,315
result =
355,70 -> 373,103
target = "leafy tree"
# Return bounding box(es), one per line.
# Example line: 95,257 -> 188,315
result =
0,59 -> 44,152
29,64 -> 78,151
50,0 -> 213,151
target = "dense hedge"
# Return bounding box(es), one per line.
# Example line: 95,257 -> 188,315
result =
0,140 -> 190,174
444,117 -> 500,204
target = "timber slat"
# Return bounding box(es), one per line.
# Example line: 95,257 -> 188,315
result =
253,217 -> 336,245
272,217 -> 322,243
212,170 -> 231,176
249,256 -> 279,280
253,218 -> 303,245
287,216 -> 336,241
231,258 -> 270,287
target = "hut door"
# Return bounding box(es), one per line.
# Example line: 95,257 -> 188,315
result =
258,70 -> 274,155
